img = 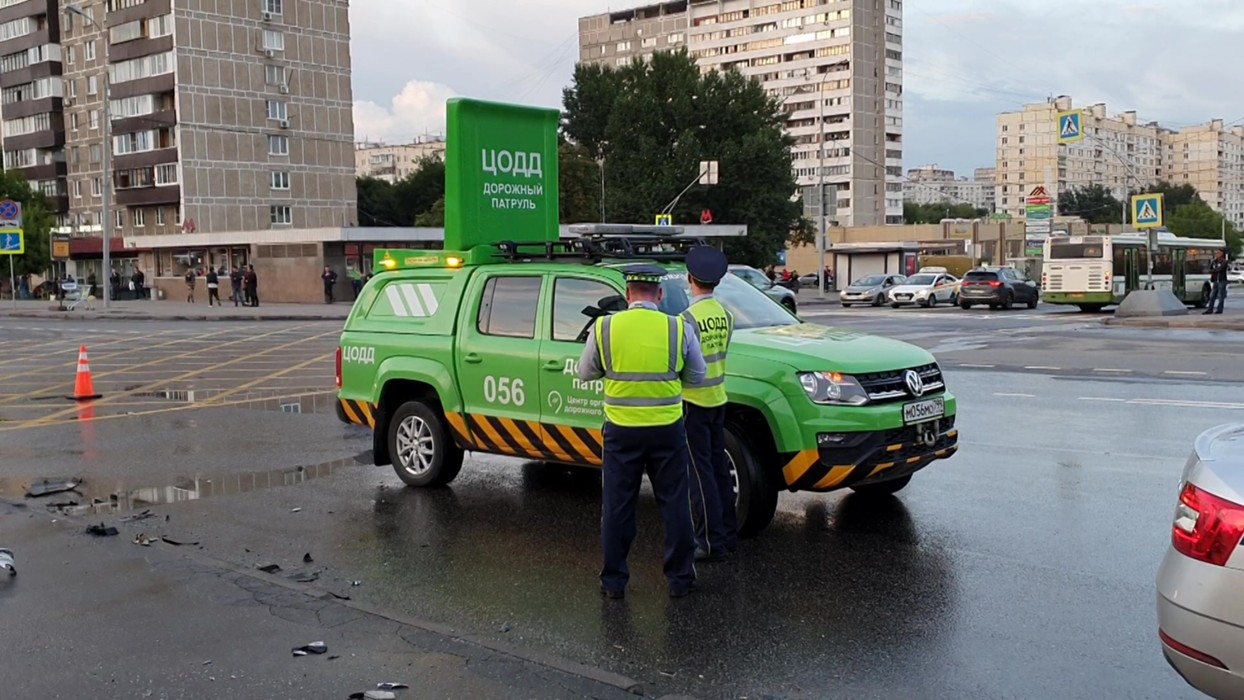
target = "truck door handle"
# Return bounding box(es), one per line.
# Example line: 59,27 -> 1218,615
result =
543,360 -> 563,371
464,353 -> 482,364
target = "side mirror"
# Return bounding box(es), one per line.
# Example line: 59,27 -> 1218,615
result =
594,294 -> 627,314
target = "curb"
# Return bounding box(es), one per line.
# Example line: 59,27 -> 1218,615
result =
1102,317 -> 1244,331
0,312 -> 347,322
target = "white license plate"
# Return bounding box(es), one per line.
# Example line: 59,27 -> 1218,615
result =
903,397 -> 945,425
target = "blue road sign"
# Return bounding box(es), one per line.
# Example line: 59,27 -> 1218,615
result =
1131,193 -> 1164,228
1057,109 -> 1084,144
0,230 -> 23,254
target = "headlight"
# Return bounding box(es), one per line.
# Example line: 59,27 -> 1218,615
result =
798,371 -> 869,406
915,289 -> 929,297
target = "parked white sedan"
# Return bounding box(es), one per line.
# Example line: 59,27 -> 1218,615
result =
1156,423 -> 1244,699
887,271 -> 960,308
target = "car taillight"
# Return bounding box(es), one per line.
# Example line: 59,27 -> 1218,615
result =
1172,482 -> 1244,567
989,281 -> 1003,287
335,347 -> 343,388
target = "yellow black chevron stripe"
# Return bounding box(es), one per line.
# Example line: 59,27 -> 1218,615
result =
338,398 -> 376,428
781,432 -> 960,491
443,412 -> 603,466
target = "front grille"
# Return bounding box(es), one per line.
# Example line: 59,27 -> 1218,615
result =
857,363 -> 946,404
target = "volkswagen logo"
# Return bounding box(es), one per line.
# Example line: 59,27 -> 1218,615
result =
904,369 -> 925,397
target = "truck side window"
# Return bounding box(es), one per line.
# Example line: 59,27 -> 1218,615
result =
477,276 -> 541,339
552,277 -> 615,342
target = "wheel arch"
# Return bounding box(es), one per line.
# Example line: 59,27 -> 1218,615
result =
372,358 -> 459,466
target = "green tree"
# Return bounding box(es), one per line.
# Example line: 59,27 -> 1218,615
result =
558,143 -> 603,224
393,155 -> 446,225
356,176 -> 398,226
0,169 -> 53,280
1166,200 -> 1242,255
903,201 -> 986,224
1058,184 -> 1124,224
561,50 -> 803,266
1134,181 -> 1203,213
414,196 -> 445,227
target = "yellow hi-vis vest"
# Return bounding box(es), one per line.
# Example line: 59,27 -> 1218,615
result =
595,308 -> 685,427
681,297 -> 732,408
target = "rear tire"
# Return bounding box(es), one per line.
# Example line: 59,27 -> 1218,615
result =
1077,304 -> 1106,313
1195,284 -> 1211,309
1001,292 -> 1014,310
959,302 -> 972,310
724,425 -> 777,539
387,400 -> 464,487
782,298 -> 797,314
849,475 -> 912,496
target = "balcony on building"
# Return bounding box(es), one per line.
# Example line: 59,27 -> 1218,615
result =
113,163 -> 180,207
112,125 -> 177,171
107,0 -> 171,26
0,5 -> 59,55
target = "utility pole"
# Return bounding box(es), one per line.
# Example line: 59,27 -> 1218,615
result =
816,69 -> 833,296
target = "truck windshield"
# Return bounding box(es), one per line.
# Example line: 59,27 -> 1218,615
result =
658,271 -> 798,330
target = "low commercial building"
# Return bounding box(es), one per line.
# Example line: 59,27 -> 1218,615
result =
355,137 -> 446,183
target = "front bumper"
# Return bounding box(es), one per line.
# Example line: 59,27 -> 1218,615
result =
781,414 -> 959,492
1156,548 -> 1244,699
888,293 -> 925,306
840,291 -> 878,302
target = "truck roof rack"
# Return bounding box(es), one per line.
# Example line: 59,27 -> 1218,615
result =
490,224 -> 712,264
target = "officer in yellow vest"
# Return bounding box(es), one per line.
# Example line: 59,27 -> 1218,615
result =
681,246 -> 737,562
578,264 -> 707,599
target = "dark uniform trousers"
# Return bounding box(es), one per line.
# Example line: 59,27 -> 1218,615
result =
600,419 -> 697,593
685,403 -> 737,553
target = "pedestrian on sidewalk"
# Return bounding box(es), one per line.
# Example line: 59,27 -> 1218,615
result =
184,268 -> 197,303
86,272 -> 97,300
244,265 -> 258,307
1206,249 -> 1229,315
109,268 -> 121,300
230,267 -> 243,306
205,268 -> 221,306
131,266 -> 146,300
321,265 -> 338,304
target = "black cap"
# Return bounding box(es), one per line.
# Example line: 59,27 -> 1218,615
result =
686,246 -> 728,285
622,264 -> 667,285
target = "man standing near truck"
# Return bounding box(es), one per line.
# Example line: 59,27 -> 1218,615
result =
578,264 -> 706,600
681,246 -> 737,562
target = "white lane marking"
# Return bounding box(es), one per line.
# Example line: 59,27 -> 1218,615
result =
1024,365 -> 1061,370
994,392 -> 1035,398
957,363 -> 996,368
1078,397 -> 1126,402
1093,368 -> 1132,373
1163,371 -> 1207,376
1128,398 -> 1244,410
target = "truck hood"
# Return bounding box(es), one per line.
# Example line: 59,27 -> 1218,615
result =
730,323 -> 935,373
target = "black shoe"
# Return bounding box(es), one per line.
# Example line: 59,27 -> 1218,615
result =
694,548 -> 728,563
1204,310 -> 1214,315
669,582 -> 698,598
600,586 -> 624,600
1215,310 -> 1224,315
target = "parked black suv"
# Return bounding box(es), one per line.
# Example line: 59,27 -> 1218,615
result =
959,267 -> 1039,310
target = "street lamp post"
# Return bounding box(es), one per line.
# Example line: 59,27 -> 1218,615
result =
66,3 -> 112,308
816,69 -> 834,295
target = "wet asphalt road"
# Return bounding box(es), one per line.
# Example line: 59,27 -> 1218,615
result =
0,316 -> 1234,698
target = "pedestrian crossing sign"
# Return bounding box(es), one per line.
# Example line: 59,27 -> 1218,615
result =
1057,109 -> 1084,144
654,213 -> 673,226
1131,193 -> 1164,229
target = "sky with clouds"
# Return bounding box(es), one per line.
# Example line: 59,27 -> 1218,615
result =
350,0 -> 1244,177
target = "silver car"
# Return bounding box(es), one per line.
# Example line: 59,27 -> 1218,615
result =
728,265 -> 798,313
840,274 -> 906,307
1156,423 -> 1244,699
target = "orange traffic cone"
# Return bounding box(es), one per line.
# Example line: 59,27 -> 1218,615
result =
71,345 -> 102,401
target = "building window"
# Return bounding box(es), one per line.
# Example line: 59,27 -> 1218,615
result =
90,110 -> 99,129
71,112 -> 79,130
262,0 -> 283,14
85,41 -> 96,62
156,208 -> 165,226
92,178 -> 101,196
109,51 -> 173,83
265,64 -> 285,85
154,164 -> 177,185
115,210 -> 124,228
87,75 -> 98,95
134,209 -> 145,227
268,135 -> 289,155
265,100 -> 287,121
74,180 -> 82,198
615,41 -> 630,52
269,205 -> 292,225
262,30 -> 284,51
270,171 -> 289,189
66,44 -> 74,64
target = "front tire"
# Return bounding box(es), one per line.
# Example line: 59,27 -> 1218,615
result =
782,298 -> 797,314
960,302 -> 972,310
724,425 -> 777,538
849,475 -> 912,496
387,400 -> 464,487
1077,304 -> 1106,313
1027,293 -> 1039,309
890,302 -> 901,309
841,302 -> 852,308
1195,284 -> 1211,309
872,294 -> 885,307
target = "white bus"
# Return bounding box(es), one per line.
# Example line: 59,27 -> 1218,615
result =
1041,232 -> 1227,312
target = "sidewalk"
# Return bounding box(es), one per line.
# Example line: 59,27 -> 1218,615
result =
1103,305 -> 1244,331
0,298 -> 353,322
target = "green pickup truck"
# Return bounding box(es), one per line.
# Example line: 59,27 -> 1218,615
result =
336,234 -> 959,536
